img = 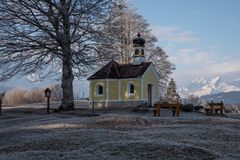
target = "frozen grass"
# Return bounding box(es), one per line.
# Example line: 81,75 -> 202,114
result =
0,107 -> 240,160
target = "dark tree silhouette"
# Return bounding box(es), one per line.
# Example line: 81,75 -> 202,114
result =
0,0 -> 113,110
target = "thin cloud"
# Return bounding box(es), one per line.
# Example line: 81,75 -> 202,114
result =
206,59 -> 240,75
152,26 -> 199,43
175,57 -> 240,77
169,47 -> 240,86
174,48 -> 213,65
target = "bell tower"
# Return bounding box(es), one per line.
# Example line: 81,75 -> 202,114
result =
132,33 -> 145,65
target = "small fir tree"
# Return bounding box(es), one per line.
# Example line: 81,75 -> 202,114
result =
166,78 -> 180,103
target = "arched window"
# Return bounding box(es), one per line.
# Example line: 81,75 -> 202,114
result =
134,49 -> 139,55
128,83 -> 135,95
96,84 -> 103,95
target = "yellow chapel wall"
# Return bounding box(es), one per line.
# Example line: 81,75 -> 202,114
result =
109,80 -> 119,100
90,78 -> 145,101
142,66 -> 159,101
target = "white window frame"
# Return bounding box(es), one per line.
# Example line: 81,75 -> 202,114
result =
96,83 -> 103,96
127,82 -> 135,96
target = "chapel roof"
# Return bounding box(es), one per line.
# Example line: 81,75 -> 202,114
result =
87,60 -> 151,80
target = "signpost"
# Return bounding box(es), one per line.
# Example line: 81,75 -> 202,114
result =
44,88 -> 52,114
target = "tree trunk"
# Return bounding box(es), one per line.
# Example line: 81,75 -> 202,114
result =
58,2 -> 74,111
59,47 -> 75,111
0,99 -> 2,115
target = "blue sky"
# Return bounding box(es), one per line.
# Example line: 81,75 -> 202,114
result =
130,0 -> 240,86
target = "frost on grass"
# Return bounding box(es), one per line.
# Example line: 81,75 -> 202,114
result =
0,110 -> 240,160
35,123 -> 84,129
25,114 -> 154,130
85,114 -> 154,129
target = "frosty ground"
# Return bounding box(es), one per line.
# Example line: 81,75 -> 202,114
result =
0,106 -> 240,160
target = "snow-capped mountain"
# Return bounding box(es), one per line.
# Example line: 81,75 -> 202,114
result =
201,91 -> 240,104
179,76 -> 240,97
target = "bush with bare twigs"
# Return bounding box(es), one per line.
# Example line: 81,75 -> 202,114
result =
3,88 -> 27,106
3,84 -> 62,106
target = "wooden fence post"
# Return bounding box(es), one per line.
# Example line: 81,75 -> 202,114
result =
0,92 -> 5,116
176,101 -> 180,116
157,102 -> 160,117
220,101 -> 224,115
210,101 -> 214,115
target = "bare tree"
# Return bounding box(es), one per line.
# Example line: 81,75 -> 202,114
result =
150,47 -> 176,99
49,84 -> 62,101
4,88 -> 27,106
99,0 -> 157,64
26,88 -> 45,103
0,0 -> 113,110
100,0 -> 175,95
183,94 -> 200,106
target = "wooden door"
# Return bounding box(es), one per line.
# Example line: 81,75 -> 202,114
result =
147,84 -> 152,106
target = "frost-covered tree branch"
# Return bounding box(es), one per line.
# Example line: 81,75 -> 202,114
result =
99,0 -> 175,97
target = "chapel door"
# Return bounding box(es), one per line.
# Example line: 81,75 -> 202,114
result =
147,84 -> 153,106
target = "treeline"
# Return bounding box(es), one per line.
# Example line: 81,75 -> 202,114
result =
3,84 -> 62,106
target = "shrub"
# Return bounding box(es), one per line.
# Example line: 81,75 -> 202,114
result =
49,84 -> 62,101
180,104 -> 194,112
134,103 -> 149,112
25,88 -> 45,103
224,108 -> 232,113
4,88 -> 27,106
194,105 -> 204,112
4,87 -> 46,106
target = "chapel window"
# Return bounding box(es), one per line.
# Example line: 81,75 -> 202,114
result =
96,84 -> 103,95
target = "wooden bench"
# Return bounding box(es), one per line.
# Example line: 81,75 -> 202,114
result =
205,101 -> 224,115
153,101 -> 180,117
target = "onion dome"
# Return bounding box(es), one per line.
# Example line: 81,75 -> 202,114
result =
132,33 -> 145,47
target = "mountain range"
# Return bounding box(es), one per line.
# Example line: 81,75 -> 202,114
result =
200,91 -> 240,104
179,76 -> 240,104
179,76 -> 240,97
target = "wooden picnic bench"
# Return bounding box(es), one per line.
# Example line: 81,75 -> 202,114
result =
205,101 -> 224,115
152,101 -> 180,117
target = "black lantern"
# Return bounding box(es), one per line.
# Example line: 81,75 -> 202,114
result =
44,88 -> 51,114
44,88 -> 52,98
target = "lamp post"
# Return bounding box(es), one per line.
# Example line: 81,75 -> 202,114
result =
44,88 -> 52,114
